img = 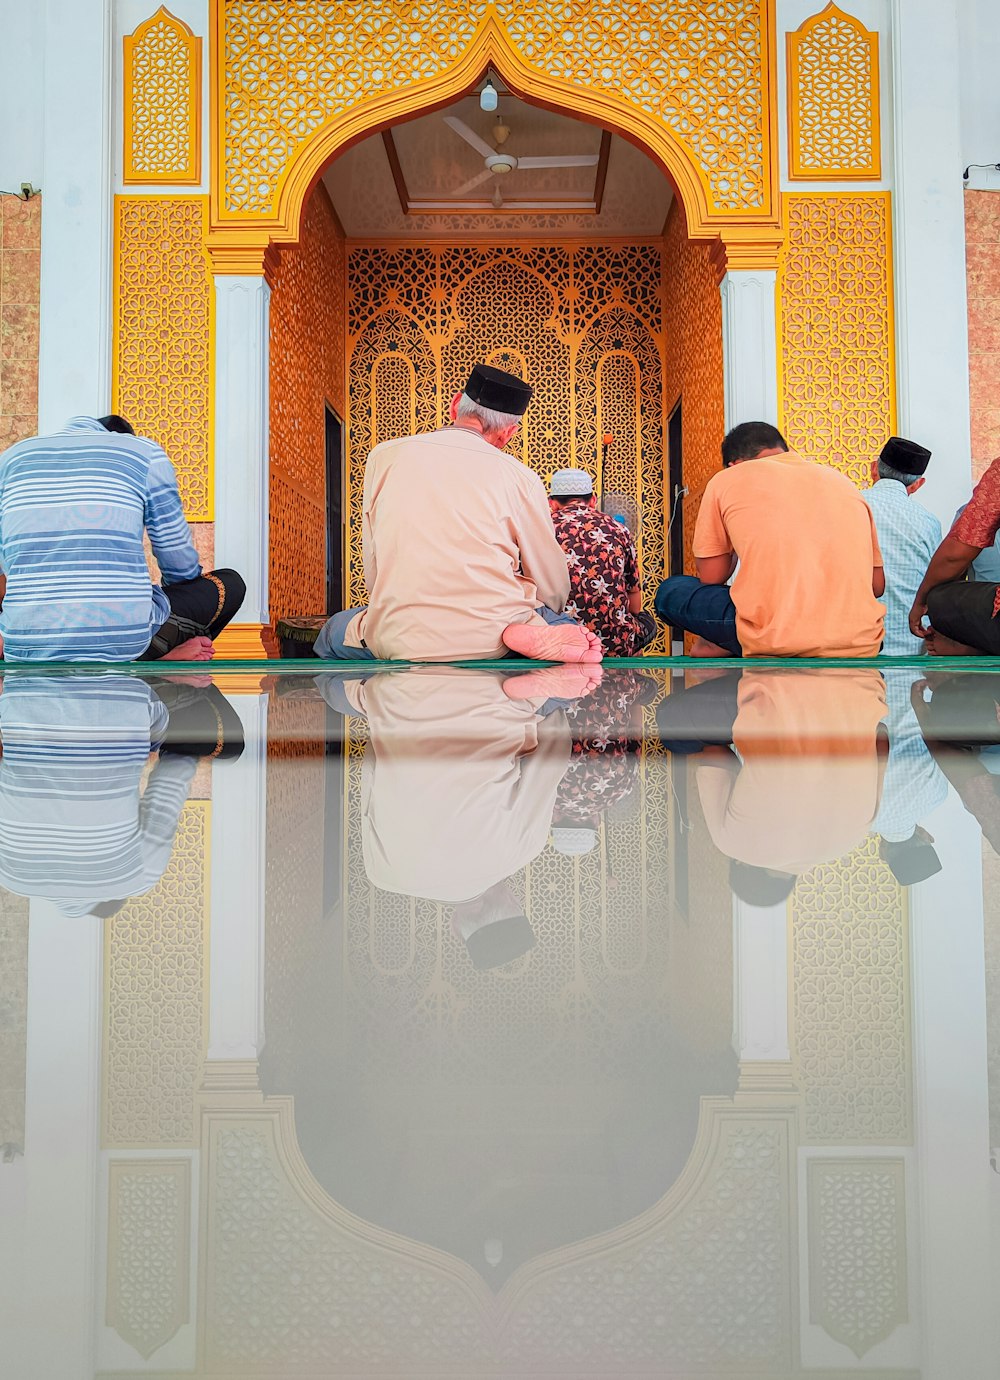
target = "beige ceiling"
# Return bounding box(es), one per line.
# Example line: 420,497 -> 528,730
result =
323,95 -> 673,239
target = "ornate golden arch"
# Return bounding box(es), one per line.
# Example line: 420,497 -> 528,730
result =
207,6 -> 783,273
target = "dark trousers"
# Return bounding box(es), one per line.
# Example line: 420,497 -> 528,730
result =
139,568 -> 246,660
926,579 -> 1000,655
654,576 -> 742,656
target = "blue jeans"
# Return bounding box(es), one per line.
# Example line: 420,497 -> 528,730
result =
313,605 -> 578,660
654,576 -> 742,656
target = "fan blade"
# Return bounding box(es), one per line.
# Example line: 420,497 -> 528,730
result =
443,115 -> 495,160
452,169 -> 493,196
516,154 -> 601,169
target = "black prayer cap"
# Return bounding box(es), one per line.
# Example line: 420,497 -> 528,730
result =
880,835 -> 942,886
465,913 -> 536,970
464,363 -> 533,416
881,435 -> 932,476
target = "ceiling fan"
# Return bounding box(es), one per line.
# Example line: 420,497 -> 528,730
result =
444,113 -> 600,199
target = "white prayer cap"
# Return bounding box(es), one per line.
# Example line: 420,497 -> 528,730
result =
551,826 -> 598,855
549,468 -> 594,497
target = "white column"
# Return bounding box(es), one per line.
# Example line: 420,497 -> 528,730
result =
720,270 -> 780,429
890,0 -> 973,529
732,896 -> 791,1063
0,904 -> 103,1379
213,275 -> 271,627
909,790 -> 996,1379
36,0 -> 114,428
207,693 -> 269,1062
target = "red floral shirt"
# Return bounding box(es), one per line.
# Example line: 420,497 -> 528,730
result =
550,498 -> 644,656
951,455 -> 1000,615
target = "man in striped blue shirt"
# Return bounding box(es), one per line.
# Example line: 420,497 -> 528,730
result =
0,415 -> 244,662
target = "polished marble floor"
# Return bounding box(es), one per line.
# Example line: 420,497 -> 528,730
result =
1,662 -> 999,1378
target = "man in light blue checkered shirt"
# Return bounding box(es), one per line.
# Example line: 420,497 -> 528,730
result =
862,436 -> 942,656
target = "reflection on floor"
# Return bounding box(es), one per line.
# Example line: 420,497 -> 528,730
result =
0,664 -> 998,1377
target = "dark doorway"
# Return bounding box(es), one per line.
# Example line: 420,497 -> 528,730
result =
667,400 -> 684,575
325,405 -> 344,614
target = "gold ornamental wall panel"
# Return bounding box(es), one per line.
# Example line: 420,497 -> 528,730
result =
777,192 -> 896,487
106,1158 -> 192,1360
124,7 -> 202,185
215,1 -> 774,224
787,4 -> 881,181
268,186 -> 346,624
102,802 -> 210,1149
346,242 -> 666,647
113,196 -> 214,520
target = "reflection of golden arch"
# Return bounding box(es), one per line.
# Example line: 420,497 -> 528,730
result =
207,9 -> 783,272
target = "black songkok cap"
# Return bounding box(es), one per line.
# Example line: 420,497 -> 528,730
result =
464,914 -> 536,970
464,363 -> 533,416
881,435 -> 932,476
880,835 -> 943,886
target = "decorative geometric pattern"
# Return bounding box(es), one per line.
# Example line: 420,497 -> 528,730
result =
807,1158 -> 908,1358
792,836 -> 911,1145
113,197 -> 213,520
124,7 -> 202,184
106,1159 -> 191,1360
219,0 -> 769,218
778,193 -> 896,487
268,186 -> 345,622
103,803 -> 209,1149
787,4 -> 880,181
662,201 -> 726,569
345,243 -> 665,640
201,1106 -> 793,1370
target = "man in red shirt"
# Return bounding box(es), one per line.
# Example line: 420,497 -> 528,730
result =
910,455 -> 1000,654
548,468 -> 656,657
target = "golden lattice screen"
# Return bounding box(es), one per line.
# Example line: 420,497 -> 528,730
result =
347,243 -> 667,650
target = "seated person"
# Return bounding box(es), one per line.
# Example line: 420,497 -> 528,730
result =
654,422 -> 885,658
547,468 -> 656,657
0,415 -> 244,663
314,365 -> 601,664
862,436 -> 941,655
911,453 -> 1000,654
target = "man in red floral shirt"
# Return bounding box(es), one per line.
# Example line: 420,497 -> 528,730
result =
548,469 -> 656,658
910,455 -> 1000,654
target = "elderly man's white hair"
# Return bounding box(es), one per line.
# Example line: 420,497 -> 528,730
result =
455,392 -> 521,439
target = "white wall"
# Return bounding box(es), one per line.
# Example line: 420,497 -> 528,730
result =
958,0 -> 1000,190
0,0 -> 45,192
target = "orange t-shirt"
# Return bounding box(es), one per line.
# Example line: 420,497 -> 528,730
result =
693,452 -> 885,657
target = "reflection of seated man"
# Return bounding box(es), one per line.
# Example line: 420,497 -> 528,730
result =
658,668 -> 887,902
0,674 -> 241,913
872,669 -> 946,885
550,669 -> 658,855
909,671 -> 1000,856
0,415 -> 245,663
654,422 -> 885,658
314,365 -> 601,665
316,664 -> 590,967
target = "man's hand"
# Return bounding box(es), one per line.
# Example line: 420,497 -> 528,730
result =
909,599 -> 930,639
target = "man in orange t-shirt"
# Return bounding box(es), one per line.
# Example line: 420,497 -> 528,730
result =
654,422 -> 886,658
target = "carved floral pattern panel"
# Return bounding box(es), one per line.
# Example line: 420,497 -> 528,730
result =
113,197 -> 213,520
787,3 -> 880,181
220,0 -> 770,217
106,1159 -> 191,1360
124,7 -> 202,184
103,802 -> 209,1148
778,193 -> 896,487
268,186 -> 346,622
346,242 -> 666,644
792,835 -> 911,1145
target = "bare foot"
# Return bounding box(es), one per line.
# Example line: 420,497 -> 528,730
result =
690,636 -> 737,658
503,663 -> 603,702
502,622 -> 603,663
162,636 -> 214,662
925,631 -> 982,657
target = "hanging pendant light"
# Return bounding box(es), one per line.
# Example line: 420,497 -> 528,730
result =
480,79 -> 498,112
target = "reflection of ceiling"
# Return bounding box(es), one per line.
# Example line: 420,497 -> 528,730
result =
324,95 -> 673,238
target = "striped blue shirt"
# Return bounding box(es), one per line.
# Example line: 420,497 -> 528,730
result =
0,417 -> 201,662
862,480 -> 942,656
